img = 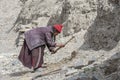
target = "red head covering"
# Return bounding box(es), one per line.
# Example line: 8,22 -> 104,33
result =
53,24 -> 63,33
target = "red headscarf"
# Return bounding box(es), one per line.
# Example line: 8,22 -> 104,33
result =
53,24 -> 63,33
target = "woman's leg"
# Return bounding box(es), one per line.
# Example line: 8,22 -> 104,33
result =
31,46 -> 45,71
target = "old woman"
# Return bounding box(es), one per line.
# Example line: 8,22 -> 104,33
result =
18,24 -> 64,72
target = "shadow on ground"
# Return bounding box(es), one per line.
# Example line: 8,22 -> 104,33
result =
9,71 -> 31,77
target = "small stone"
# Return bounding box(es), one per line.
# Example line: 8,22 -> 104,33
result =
88,60 -> 95,65
65,68 -> 78,76
92,76 -> 98,80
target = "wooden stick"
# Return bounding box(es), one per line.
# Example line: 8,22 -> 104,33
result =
52,36 -> 75,54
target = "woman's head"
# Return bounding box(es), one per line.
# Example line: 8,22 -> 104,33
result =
53,24 -> 63,36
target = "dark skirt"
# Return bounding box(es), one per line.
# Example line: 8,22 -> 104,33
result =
18,40 -> 45,69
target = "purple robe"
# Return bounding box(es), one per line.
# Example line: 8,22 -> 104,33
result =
18,26 -> 56,69
24,26 -> 56,50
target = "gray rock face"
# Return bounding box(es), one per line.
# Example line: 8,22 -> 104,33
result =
0,0 -> 22,53
81,0 -> 120,51
101,52 -> 120,80
66,52 -> 120,80
1,0 -> 120,80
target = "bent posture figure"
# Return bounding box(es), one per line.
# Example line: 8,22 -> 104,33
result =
18,24 -> 64,72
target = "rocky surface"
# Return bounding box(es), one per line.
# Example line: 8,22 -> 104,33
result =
0,0 -> 120,80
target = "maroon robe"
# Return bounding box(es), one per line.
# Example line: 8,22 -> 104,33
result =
18,26 -> 56,69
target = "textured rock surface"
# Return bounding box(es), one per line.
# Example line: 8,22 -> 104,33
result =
0,0 -> 120,80
82,0 -> 120,51
0,0 -> 22,53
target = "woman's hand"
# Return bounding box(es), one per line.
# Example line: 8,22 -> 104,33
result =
56,44 -> 65,47
51,49 -> 57,54
59,44 -> 65,48
51,44 -> 65,54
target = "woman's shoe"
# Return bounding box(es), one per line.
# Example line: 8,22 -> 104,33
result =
31,68 -> 39,73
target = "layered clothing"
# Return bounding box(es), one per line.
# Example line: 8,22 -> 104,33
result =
18,26 -> 56,69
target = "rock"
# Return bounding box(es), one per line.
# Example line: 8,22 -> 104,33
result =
65,68 -> 78,76
81,0 -> 120,51
91,76 -> 98,80
65,72 -> 92,80
76,77 -> 91,80
88,60 -> 95,65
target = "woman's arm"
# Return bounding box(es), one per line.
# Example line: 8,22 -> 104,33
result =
45,32 -> 65,52
45,32 -> 56,47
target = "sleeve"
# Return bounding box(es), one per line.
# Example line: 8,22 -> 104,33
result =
47,46 -> 55,52
45,32 -> 56,47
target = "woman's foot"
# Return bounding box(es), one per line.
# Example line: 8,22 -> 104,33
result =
31,68 -> 39,73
